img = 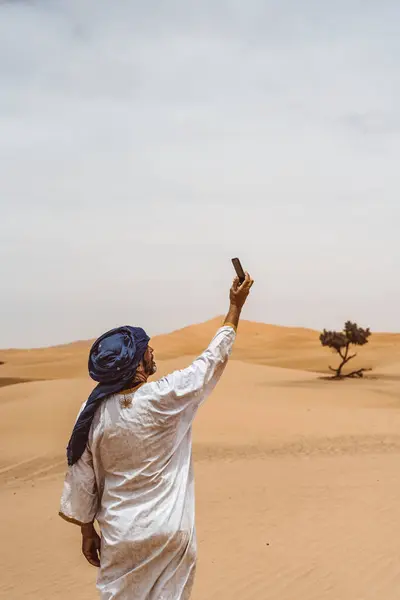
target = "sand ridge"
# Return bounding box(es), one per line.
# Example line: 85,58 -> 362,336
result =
3,317 -> 400,381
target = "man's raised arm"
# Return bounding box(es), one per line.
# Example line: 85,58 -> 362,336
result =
152,272 -> 254,415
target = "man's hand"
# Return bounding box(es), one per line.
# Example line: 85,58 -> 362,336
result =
224,272 -> 254,330
81,523 -> 101,568
229,272 -> 254,310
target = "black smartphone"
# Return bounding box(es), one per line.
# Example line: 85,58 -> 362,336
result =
231,257 -> 246,284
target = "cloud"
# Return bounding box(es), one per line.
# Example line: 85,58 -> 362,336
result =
1,0 -> 400,346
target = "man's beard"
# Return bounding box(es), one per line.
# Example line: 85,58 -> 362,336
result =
144,357 -> 157,376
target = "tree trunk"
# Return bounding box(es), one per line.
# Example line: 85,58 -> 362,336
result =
329,343 -> 357,378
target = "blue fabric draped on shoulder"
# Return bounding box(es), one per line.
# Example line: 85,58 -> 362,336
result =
67,326 -> 150,466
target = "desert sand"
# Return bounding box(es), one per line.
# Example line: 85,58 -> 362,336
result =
1,318 -> 400,599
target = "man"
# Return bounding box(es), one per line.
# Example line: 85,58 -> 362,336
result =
60,272 -> 254,599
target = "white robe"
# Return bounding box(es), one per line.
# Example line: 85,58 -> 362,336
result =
59,325 -> 236,600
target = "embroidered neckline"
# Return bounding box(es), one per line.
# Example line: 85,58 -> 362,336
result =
119,383 -> 144,409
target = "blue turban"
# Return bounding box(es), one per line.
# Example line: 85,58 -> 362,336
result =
67,326 -> 150,466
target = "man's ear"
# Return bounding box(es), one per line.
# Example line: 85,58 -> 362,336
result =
135,360 -> 145,374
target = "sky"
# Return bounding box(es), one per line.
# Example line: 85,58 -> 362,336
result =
1,0 -> 400,348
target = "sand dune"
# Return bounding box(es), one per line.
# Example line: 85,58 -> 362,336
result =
3,317 -> 400,381
1,319 -> 400,599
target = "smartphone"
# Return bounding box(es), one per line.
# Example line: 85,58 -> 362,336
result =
231,257 -> 246,284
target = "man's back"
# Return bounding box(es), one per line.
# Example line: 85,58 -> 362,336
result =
90,381 -> 198,599
91,380 -> 198,535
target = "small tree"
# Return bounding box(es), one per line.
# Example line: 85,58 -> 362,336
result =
319,321 -> 371,379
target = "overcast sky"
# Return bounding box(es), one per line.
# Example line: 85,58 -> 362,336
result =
1,0 -> 400,347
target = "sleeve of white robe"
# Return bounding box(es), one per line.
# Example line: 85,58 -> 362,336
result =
59,402 -> 99,526
59,445 -> 98,525
153,324 -> 237,417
